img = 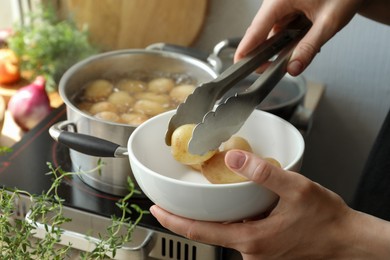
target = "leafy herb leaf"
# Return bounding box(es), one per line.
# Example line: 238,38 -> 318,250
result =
7,4 -> 98,91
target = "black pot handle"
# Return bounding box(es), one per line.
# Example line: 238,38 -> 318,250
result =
49,121 -> 128,158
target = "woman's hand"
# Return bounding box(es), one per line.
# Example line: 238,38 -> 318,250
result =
151,150 -> 390,259
234,0 -> 364,76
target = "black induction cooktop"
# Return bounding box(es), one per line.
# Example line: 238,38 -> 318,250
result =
0,104 -> 160,228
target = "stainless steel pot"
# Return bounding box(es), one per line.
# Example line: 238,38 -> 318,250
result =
52,49 -> 218,196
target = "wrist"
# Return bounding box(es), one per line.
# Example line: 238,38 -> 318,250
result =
337,209 -> 390,259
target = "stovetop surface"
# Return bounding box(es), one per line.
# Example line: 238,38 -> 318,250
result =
0,104 -> 161,229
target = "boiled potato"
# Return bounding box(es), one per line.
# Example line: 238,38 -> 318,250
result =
95,111 -> 120,123
134,92 -> 171,106
116,79 -> 147,94
120,112 -> 149,126
201,151 -> 247,184
189,164 -> 202,171
222,136 -> 253,152
83,79 -> 113,101
264,157 -> 282,168
169,84 -> 196,103
148,78 -> 175,93
107,91 -> 135,113
89,101 -> 117,115
77,101 -> 93,113
133,100 -> 167,116
171,124 -> 217,165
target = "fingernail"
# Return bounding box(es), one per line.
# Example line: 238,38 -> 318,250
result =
288,60 -> 303,76
226,151 -> 246,169
149,206 -> 156,217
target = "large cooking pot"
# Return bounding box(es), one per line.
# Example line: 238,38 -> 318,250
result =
53,49 -> 219,196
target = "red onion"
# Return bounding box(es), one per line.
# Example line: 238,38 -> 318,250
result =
8,76 -> 52,131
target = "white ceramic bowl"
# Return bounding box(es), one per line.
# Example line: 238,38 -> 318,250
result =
128,109 -> 305,222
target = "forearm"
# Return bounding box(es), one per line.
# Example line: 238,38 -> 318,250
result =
359,0 -> 390,25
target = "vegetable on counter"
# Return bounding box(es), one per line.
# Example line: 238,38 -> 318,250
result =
0,48 -> 21,85
8,76 -> 51,131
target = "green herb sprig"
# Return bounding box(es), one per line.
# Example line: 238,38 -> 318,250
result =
7,4 -> 98,92
0,162 -> 147,259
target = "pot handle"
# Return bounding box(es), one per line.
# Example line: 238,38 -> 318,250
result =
49,121 -> 128,158
212,37 -> 242,57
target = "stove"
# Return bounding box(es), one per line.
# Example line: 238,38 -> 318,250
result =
0,105 -> 239,259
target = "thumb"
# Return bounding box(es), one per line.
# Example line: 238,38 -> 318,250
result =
225,150 -> 296,197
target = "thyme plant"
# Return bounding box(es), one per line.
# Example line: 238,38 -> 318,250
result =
0,162 -> 147,259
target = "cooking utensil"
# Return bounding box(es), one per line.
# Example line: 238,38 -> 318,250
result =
146,40 -> 307,122
187,45 -> 297,155
165,17 -> 311,155
212,37 -> 307,121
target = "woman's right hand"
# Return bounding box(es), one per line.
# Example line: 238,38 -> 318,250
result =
234,0 -> 365,76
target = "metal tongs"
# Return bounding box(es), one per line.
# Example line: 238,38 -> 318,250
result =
166,17 -> 311,155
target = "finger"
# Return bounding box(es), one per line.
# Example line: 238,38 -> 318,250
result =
225,150 -> 302,198
234,1 -> 299,62
234,6 -> 281,62
287,15 -> 339,75
150,205 -> 243,247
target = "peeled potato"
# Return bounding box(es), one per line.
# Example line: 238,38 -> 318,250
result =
201,151 -> 247,184
116,79 -> 147,94
107,91 -> 135,112
83,79 -> 113,101
169,84 -> 196,103
264,157 -> 282,168
95,111 -> 120,123
120,112 -> 149,126
189,164 -> 202,171
89,101 -> 117,115
133,99 -> 167,116
77,101 -> 93,113
171,124 -> 217,165
148,78 -> 175,94
223,136 -> 253,152
135,92 -> 171,106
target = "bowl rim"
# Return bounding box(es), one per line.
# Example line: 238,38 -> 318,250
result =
128,109 -> 305,188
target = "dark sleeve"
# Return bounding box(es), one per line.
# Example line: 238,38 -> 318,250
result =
352,108 -> 390,220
